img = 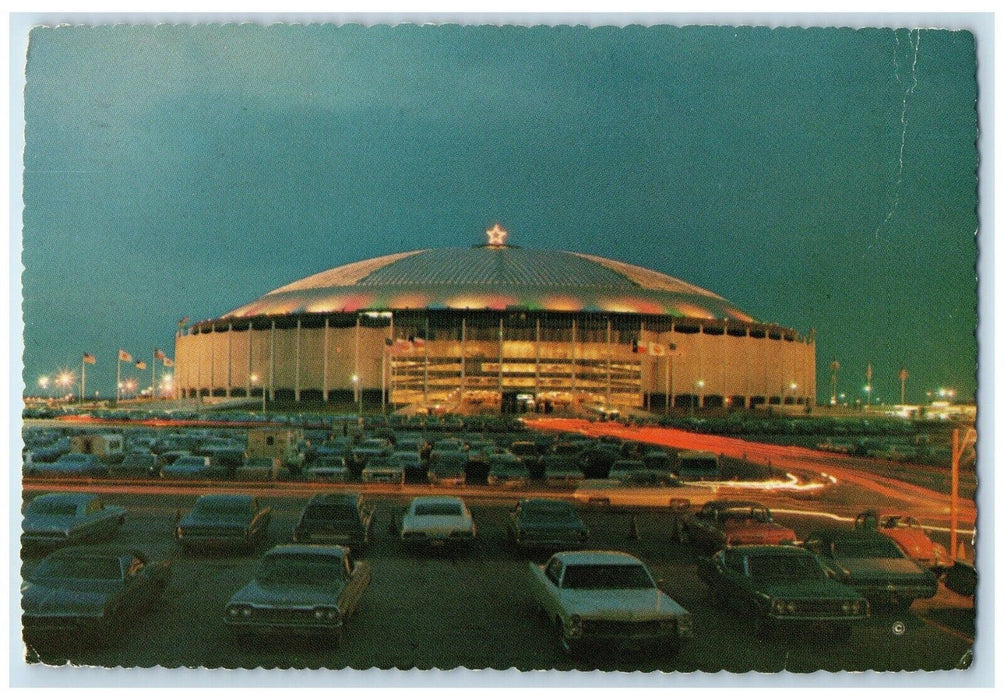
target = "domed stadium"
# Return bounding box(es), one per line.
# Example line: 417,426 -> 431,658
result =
175,226 -> 816,413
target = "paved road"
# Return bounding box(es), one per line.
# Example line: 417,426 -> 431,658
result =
19,491 -> 974,673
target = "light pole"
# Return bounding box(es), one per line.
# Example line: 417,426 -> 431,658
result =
691,379 -> 704,416
864,384 -> 872,408
352,374 -> 362,416
38,376 -> 50,399
250,373 -> 266,413
58,371 -> 74,402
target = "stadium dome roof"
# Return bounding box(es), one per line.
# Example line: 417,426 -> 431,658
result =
222,234 -> 756,322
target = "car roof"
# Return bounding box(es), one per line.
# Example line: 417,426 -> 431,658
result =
45,545 -> 147,560
307,492 -> 361,505
725,544 -> 814,557
553,550 -> 644,566
195,493 -> 254,505
265,544 -> 348,558
31,492 -> 95,505
409,495 -> 465,506
519,498 -> 573,508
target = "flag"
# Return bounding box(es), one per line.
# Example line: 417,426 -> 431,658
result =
118,349 -> 133,362
899,367 -> 908,381
82,353 -> 96,365
154,348 -> 166,360
178,317 -> 190,328
866,363 -> 873,382
162,357 -> 174,367
135,361 -> 147,370
387,338 -> 413,353
409,335 -> 426,349
631,339 -> 647,354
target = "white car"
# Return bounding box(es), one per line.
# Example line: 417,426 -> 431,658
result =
528,550 -> 693,656
400,496 -> 476,547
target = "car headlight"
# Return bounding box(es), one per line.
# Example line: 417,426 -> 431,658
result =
567,615 -> 583,638
227,605 -> 252,618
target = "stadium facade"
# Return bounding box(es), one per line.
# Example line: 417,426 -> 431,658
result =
174,227 -> 816,412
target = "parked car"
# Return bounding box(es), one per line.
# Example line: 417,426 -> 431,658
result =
540,455 -> 585,488
487,453 -> 531,487
350,438 -> 393,475
110,452 -> 158,478
854,511 -> 953,572
528,550 -> 693,655
400,496 -> 476,548
306,455 -> 350,482
361,457 -> 406,485
572,478 -> 718,509
803,528 -> 940,608
697,545 -> 869,639
21,492 -> 127,549
224,544 -> 370,644
25,452 -> 106,477
676,500 -> 796,550
293,492 -> 375,549
175,494 -> 272,552
389,451 -> 425,482
21,546 -> 170,643
427,451 -> 467,486
161,454 -> 219,479
507,499 -> 589,551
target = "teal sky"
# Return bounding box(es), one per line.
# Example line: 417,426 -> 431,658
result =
20,23 -> 979,403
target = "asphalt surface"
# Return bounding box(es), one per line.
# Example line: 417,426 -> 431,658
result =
18,490 -> 975,673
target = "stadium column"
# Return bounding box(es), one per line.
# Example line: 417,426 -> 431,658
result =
460,317 -> 466,399
605,317 -> 612,406
535,317 -> 541,398
571,318 -> 577,394
246,322 -> 253,398
226,322 -> 233,397
322,317 -> 329,403
269,320 -> 276,403
354,314 -> 360,404
667,317 -> 675,411
498,316 -> 504,398
294,317 -> 301,403
209,326 -> 215,398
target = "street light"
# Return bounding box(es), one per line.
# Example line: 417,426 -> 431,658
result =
864,384 -> 872,408
352,374 -> 362,416
58,371 -> 74,402
38,376 -> 50,398
250,373 -> 266,413
691,379 -> 704,416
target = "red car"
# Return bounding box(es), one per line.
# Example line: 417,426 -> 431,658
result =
854,512 -> 952,572
676,500 -> 796,551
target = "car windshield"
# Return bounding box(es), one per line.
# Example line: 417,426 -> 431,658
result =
27,500 -> 78,516
562,563 -> 653,590
414,502 -> 462,517
193,498 -> 249,516
833,538 -> 904,558
257,553 -> 344,586
722,508 -> 771,523
523,503 -> 575,521
305,504 -> 358,522
748,554 -> 825,582
31,555 -> 122,581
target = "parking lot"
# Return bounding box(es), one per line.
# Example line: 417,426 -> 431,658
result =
20,489 -> 974,673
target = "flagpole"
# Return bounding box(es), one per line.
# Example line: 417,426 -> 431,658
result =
81,357 -> 86,406
152,350 -> 157,400
116,356 -> 121,403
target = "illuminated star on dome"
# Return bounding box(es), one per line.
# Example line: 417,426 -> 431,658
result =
486,223 -> 508,246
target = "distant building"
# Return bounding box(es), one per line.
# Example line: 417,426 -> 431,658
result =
175,227 -> 815,412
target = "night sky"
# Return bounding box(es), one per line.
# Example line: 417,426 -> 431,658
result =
19,23 -> 979,404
